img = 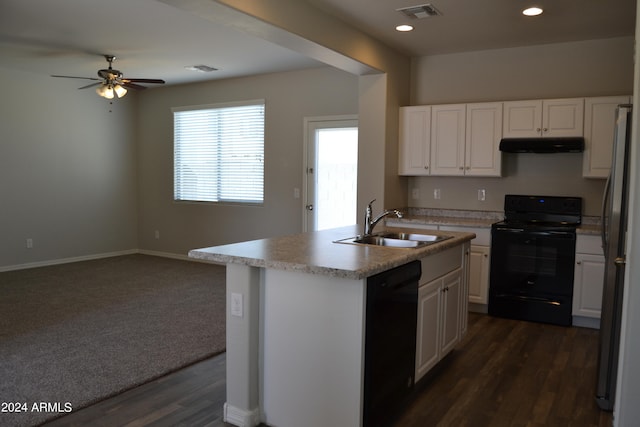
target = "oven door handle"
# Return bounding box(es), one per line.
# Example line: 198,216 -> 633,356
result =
495,293 -> 563,306
493,228 -> 574,237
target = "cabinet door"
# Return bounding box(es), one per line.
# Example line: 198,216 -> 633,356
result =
583,96 -> 631,178
573,253 -> 606,318
542,98 -> 584,137
415,279 -> 442,381
440,269 -> 462,356
503,100 -> 542,138
430,104 -> 466,176
465,102 -> 502,176
468,245 -> 490,304
399,106 -> 431,175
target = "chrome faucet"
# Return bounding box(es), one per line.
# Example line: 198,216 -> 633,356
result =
364,199 -> 403,236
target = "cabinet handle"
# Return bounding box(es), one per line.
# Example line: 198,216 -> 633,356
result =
577,261 -> 582,265
484,254 -> 488,258
543,128 -> 548,132
459,166 -> 464,170
424,165 -> 429,170
536,128 -> 541,132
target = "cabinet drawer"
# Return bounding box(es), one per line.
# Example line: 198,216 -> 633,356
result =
439,226 -> 490,246
420,246 -> 461,285
576,234 -> 604,255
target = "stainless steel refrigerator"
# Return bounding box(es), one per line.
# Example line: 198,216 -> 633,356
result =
596,104 -> 633,411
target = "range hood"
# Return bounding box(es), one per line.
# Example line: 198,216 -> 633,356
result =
499,137 -> 584,153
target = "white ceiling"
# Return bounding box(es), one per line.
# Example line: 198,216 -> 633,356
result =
307,0 -> 637,56
0,0 -> 636,90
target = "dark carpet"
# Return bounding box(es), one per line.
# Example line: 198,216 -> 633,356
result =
0,254 -> 226,427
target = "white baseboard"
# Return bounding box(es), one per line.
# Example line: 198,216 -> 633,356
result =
1,249 -> 225,272
223,402 -> 260,427
0,249 -> 138,272
138,249 -> 191,261
573,315 -> 601,329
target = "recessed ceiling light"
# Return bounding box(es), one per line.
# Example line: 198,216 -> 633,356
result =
522,7 -> 543,16
396,24 -> 414,32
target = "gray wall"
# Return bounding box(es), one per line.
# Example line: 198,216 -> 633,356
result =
407,37 -> 634,216
136,66 -> 358,256
0,66 -> 138,269
2,37 -> 633,267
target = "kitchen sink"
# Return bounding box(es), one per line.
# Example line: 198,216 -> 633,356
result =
334,232 -> 452,248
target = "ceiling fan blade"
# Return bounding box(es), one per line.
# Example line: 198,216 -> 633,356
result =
121,81 -> 147,90
78,82 -> 102,90
51,75 -> 100,81
123,78 -> 165,84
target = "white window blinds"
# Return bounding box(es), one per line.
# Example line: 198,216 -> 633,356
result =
173,100 -> 265,204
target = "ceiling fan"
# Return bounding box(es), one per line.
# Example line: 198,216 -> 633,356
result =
51,54 -> 165,99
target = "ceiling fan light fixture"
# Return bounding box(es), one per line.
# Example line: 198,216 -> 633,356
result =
96,85 -> 107,97
99,84 -> 115,99
113,84 -> 127,98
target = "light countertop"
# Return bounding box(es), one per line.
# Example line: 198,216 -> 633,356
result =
389,209 -> 601,236
188,224 -> 475,280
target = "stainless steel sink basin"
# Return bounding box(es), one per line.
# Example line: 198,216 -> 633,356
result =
334,232 -> 452,248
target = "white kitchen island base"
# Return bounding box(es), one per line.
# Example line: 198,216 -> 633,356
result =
262,269 -> 366,427
189,225 -> 474,427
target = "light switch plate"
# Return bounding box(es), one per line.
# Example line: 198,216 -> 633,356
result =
231,292 -> 243,317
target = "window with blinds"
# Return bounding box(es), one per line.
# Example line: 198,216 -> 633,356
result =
173,100 -> 265,204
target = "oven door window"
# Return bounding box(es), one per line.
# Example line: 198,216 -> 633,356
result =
490,229 -> 576,296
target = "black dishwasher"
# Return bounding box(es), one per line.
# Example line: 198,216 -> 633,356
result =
363,260 -> 420,427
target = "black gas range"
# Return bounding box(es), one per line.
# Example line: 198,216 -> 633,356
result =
488,195 -> 582,326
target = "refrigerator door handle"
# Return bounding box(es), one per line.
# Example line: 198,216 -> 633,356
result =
601,172 -> 612,255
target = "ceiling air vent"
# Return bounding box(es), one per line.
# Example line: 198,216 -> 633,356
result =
184,65 -> 218,73
396,4 -> 442,19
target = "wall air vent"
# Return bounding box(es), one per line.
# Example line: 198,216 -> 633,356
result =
396,4 -> 442,19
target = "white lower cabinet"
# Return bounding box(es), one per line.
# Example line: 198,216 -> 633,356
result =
388,221 -> 491,309
415,244 -> 467,382
573,234 -> 605,324
573,253 -> 605,318
467,245 -> 490,305
440,226 -> 491,307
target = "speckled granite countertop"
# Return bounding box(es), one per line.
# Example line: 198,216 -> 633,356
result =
188,224 -> 475,280
388,208 -> 602,235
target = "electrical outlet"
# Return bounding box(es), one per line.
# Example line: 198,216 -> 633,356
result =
26,238 -> 33,249
231,293 -> 243,317
434,188 -> 441,200
478,189 -> 486,201
411,188 -> 419,199
154,230 -> 160,239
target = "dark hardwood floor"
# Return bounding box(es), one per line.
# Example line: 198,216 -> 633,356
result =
44,313 -> 612,427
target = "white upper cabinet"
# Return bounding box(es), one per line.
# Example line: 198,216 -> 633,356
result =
398,106 -> 431,175
583,96 -> 632,178
400,102 -> 502,177
430,104 -> 466,176
503,98 -> 584,138
465,102 -> 503,177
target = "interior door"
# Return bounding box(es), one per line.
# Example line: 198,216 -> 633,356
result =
304,116 -> 358,231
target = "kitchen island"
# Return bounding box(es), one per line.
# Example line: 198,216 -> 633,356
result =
189,224 -> 475,427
